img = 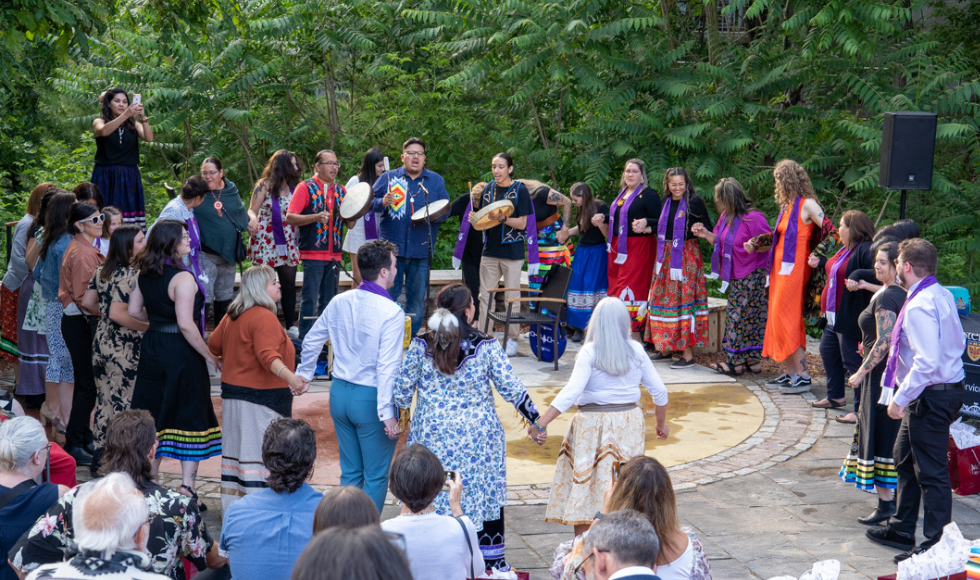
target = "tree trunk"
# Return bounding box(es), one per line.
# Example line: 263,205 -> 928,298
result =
528,95 -> 559,186
704,0 -> 722,66
324,56 -> 340,150
660,0 -> 674,48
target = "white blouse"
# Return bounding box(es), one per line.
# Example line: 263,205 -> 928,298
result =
550,341 -> 668,413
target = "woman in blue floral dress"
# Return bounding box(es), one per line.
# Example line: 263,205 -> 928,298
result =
394,284 -> 546,572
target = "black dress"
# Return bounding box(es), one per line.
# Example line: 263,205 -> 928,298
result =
840,284 -> 906,491
131,265 -> 221,461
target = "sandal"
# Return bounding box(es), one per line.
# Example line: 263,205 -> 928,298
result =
710,362 -> 744,376
811,398 -> 846,409
835,413 -> 858,424
180,484 -> 208,512
649,351 -> 673,361
746,361 -> 763,374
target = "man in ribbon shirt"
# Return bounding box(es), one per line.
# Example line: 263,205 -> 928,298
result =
866,238 -> 966,562
372,137 -> 449,336
296,240 -> 405,512
287,150 -> 346,339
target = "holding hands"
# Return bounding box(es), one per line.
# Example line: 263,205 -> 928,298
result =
527,423 -> 547,446
631,218 -> 649,234
807,253 -> 820,268
556,227 -> 570,244
691,222 -> 709,238
591,213 -> 605,228
383,417 -> 401,440
743,241 -> 756,253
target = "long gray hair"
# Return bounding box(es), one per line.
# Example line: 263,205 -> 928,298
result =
582,297 -> 636,376
227,265 -> 278,320
0,416 -> 47,472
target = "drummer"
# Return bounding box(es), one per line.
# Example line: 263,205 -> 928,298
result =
472,153 -> 534,357
371,137 -> 450,336
286,149 -> 347,339
520,179 -> 573,293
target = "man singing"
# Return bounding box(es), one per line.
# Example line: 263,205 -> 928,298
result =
296,240 -> 405,511
372,137 -> 449,336
866,238 -> 966,563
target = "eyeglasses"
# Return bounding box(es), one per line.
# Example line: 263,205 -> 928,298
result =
78,213 -> 105,226
316,161 -> 341,168
202,171 -> 221,177
573,549 -> 610,580
384,531 -> 407,553
181,233 -> 191,240
403,151 -> 426,158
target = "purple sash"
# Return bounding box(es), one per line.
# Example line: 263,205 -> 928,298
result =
452,199 -> 473,270
164,258 -> 206,335
656,195 -> 688,281
769,196 -> 803,281
707,212 -> 741,293
363,207 -> 378,241
882,275 -> 938,391
358,279 -> 393,301
270,192 -> 289,257
608,185 -> 642,265
824,245 -> 854,326
526,211 -> 539,276
186,217 -> 204,283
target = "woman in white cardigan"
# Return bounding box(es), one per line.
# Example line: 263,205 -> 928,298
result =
539,297 -> 669,535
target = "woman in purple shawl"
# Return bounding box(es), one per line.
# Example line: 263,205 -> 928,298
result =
643,167 -> 714,369
693,178 -> 772,375
247,150 -> 303,338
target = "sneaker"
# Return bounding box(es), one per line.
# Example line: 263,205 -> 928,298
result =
506,339 -> 519,357
670,357 -> 695,369
779,375 -> 812,394
894,545 -> 926,564
286,326 -> 300,339
764,373 -> 792,390
570,329 -> 584,343
866,526 -> 915,551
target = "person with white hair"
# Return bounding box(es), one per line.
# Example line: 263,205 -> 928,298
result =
24,472 -> 168,579
0,416 -> 69,580
538,297 -> 669,535
581,510 -> 663,580
392,283 -> 546,571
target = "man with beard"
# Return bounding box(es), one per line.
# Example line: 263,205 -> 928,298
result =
866,238 -> 966,563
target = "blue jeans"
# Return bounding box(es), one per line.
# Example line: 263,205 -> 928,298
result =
388,256 -> 428,335
329,378 -> 399,512
299,260 -> 339,339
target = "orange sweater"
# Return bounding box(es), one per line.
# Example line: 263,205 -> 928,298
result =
208,306 -> 295,390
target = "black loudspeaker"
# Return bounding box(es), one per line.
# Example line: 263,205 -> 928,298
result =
879,111 -> 937,190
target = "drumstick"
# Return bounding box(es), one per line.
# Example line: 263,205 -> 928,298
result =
384,157 -> 391,211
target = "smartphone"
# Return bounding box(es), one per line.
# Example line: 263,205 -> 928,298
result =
133,94 -> 142,106
612,461 -> 627,482
442,470 -> 456,493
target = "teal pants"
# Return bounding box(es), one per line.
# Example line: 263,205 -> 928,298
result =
329,378 -> 398,512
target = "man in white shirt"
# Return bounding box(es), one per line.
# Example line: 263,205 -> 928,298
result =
296,240 -> 405,511
581,510 -> 662,580
867,238 -> 965,562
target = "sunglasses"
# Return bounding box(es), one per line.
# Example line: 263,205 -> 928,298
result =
78,213 -> 106,226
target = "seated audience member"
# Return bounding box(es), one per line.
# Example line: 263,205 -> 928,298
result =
552,456 -> 711,580
220,418 -> 322,580
381,445 -> 484,580
313,486 -> 380,533
0,401 -> 77,488
1,417 -> 69,580
24,472 -> 168,580
582,510 -> 663,580
290,526 -> 412,580
9,410 -> 220,580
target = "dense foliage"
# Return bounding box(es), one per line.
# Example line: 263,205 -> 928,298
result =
1,0 -> 978,297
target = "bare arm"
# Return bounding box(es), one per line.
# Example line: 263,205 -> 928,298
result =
109,301 -> 149,332
801,197 -> 824,226
25,238 -> 39,270
128,280 -> 148,321
547,189 -> 572,225
81,288 -> 98,316
285,211 -> 326,227
134,106 -> 154,143
248,183 -> 268,223
854,309 -> 897,379
92,105 -> 136,137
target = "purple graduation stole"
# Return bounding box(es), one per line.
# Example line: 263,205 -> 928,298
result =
270,192 -> 289,257
768,195 -> 803,282
358,279 -> 393,300
186,216 -> 205,284
824,245 -> 854,326
526,211 -> 540,276
881,275 -> 938,391
608,185 -> 642,265
707,212 -> 741,293
363,205 -> 378,241
164,258 -> 206,336
656,195 -> 688,281
452,199 -> 473,270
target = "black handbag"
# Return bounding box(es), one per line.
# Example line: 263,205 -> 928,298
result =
224,211 -> 248,265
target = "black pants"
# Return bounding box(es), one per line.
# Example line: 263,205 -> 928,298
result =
891,387 -> 963,548
62,314 -> 98,450
462,259 -> 481,318
819,325 -> 863,411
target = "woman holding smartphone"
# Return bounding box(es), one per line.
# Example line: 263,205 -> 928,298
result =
91,88 -> 153,229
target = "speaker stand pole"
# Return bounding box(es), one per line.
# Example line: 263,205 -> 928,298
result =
899,190 -> 907,220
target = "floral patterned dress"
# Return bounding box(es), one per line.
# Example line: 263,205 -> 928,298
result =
248,183 -> 300,268
393,334 -> 540,530
89,265 -> 143,453
8,482 -> 213,580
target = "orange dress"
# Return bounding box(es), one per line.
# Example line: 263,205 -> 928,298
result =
761,207 -> 814,363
